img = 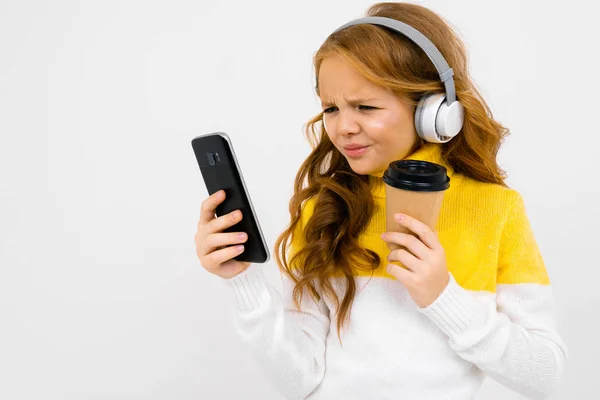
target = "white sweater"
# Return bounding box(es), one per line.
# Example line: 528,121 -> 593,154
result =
225,263 -> 566,399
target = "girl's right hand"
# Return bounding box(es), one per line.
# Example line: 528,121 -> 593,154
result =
194,190 -> 251,279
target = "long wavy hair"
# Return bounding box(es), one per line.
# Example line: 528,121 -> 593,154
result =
273,2 -> 510,343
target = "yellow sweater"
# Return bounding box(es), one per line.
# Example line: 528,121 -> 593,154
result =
300,142 -> 550,292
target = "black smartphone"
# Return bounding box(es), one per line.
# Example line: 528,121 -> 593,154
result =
191,132 -> 270,263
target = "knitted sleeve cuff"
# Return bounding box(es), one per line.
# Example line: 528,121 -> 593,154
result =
225,263 -> 271,313
418,273 -> 489,339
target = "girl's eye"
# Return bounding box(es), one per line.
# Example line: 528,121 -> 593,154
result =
322,105 -> 376,113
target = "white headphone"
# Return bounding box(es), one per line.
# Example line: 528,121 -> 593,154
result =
332,16 -> 465,144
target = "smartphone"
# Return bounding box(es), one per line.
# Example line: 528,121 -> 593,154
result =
191,132 -> 270,263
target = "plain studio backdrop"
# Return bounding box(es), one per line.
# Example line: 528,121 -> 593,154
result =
1,0 -> 598,399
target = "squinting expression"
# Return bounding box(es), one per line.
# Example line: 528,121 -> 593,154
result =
318,53 -> 420,176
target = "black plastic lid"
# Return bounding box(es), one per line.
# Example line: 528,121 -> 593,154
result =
382,160 -> 450,192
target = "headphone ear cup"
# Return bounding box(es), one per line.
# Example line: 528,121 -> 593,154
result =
414,93 -> 464,143
414,93 -> 450,143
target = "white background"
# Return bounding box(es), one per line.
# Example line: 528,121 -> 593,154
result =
1,0 -> 598,399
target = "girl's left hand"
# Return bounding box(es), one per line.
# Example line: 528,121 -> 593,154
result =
381,213 -> 450,308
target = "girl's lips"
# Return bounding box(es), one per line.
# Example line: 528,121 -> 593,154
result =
344,146 -> 369,157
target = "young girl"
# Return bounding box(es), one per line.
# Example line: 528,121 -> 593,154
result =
195,3 -> 567,399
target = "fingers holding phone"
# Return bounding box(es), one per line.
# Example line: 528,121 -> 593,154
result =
195,190 -> 251,279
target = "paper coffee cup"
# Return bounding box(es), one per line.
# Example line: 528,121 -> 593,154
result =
383,160 -> 450,254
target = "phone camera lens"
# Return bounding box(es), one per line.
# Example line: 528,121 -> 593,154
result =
206,152 -> 216,166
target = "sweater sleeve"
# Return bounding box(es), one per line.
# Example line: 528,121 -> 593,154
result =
225,199 -> 331,400
418,191 -> 568,399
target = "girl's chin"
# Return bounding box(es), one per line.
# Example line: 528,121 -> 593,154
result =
347,159 -> 383,176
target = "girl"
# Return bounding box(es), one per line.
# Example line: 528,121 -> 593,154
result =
195,2 -> 567,399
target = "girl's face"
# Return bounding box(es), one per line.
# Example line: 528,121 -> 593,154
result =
318,54 -> 420,176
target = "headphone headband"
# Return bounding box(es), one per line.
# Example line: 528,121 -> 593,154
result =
332,16 -> 457,105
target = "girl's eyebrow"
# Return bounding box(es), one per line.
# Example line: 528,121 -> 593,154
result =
320,97 -> 378,107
